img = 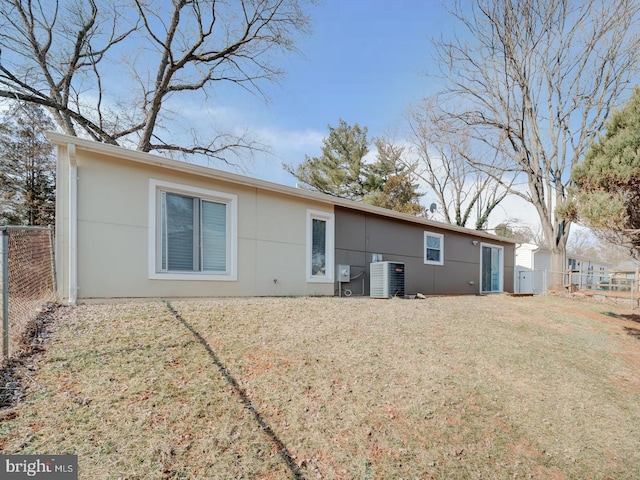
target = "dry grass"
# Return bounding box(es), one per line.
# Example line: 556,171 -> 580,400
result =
1,295 -> 640,479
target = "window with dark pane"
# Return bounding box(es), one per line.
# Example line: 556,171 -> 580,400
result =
425,235 -> 441,262
311,218 -> 326,276
160,192 -> 226,273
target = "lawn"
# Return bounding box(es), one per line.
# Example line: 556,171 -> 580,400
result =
1,295 -> 639,479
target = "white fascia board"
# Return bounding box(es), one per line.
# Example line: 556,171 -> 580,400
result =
46,131 -> 517,245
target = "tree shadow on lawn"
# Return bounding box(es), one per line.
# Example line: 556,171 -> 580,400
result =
164,301 -> 304,479
603,311 -> 640,340
624,327 -> 640,339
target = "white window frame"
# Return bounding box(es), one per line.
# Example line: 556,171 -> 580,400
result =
148,179 -> 237,281
424,232 -> 444,266
306,209 -> 334,283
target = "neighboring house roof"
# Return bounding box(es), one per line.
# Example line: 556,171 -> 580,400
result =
516,243 -> 546,252
515,243 -> 611,267
612,260 -> 640,273
47,131 -> 516,244
566,252 -> 611,267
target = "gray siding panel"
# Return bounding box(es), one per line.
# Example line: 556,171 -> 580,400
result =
334,207 -> 515,296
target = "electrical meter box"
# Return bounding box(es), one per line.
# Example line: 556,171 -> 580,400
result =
337,264 -> 351,282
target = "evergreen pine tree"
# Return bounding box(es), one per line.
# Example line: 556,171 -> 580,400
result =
284,121 -> 423,214
0,102 -> 56,226
566,87 -> 640,254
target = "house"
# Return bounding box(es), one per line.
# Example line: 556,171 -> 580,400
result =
515,243 -> 610,294
609,260 -> 640,291
48,132 -> 516,304
565,252 -> 611,290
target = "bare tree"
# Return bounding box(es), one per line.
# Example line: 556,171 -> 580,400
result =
407,98 -> 512,230
493,220 -> 539,243
433,0 -> 640,286
566,228 -> 599,257
0,0 -> 312,164
566,227 -> 636,267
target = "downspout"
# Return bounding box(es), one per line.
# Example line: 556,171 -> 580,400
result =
68,143 -> 78,305
515,243 -> 522,293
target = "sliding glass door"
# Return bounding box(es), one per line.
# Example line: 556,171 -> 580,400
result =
481,244 -> 503,293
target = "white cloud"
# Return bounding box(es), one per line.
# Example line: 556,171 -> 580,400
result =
489,193 -> 541,230
246,126 -> 325,186
253,127 -> 325,152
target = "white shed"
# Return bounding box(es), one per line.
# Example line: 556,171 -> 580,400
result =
515,243 -> 551,294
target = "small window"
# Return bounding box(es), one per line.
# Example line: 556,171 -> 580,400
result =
307,209 -> 334,282
424,232 -> 444,265
149,180 -> 237,281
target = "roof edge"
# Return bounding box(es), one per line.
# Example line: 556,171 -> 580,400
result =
46,131 -> 516,244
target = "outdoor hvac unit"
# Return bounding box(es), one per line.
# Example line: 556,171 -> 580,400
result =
370,261 -> 405,298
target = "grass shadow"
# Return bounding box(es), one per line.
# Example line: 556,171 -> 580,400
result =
603,311 -> 640,323
624,327 -> 640,340
164,301 -> 303,479
603,312 -> 640,340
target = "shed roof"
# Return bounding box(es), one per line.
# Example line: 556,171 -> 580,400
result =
47,131 -> 516,244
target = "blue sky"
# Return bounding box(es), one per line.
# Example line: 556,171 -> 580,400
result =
187,0 -> 540,228
204,1 -> 451,181
256,0 -> 447,133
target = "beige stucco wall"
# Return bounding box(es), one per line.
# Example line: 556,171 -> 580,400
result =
56,147 -> 334,300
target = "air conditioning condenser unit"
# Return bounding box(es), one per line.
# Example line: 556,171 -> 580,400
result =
370,261 -> 405,298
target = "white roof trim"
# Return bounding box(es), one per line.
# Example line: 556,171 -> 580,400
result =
47,131 -> 516,244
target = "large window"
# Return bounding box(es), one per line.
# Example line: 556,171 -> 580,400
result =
424,232 -> 444,265
149,180 -> 237,280
306,209 -> 334,282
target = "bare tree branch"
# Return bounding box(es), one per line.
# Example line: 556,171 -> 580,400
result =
0,0 -> 312,164
148,127 -> 270,169
131,0 -> 310,155
433,0 -> 640,284
407,98 -> 514,230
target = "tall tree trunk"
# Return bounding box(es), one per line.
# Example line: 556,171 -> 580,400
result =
548,220 -> 570,288
431,0 -> 640,292
550,248 -> 566,290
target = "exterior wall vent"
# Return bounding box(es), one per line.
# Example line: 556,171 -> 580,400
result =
370,261 -> 405,298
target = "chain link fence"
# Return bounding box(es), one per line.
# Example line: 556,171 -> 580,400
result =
516,267 -> 640,308
1,227 -> 56,357
516,268 -> 614,295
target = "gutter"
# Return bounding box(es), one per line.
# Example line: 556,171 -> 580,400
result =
68,143 -> 78,305
45,131 -> 516,245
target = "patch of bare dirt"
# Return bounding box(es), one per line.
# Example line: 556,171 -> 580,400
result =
0,303 -> 63,409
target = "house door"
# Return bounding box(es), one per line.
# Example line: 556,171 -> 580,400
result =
517,268 -> 533,294
481,244 -> 503,293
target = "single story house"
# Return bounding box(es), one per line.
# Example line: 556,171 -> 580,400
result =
48,132 -> 515,304
515,243 -> 610,294
609,261 -> 640,291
